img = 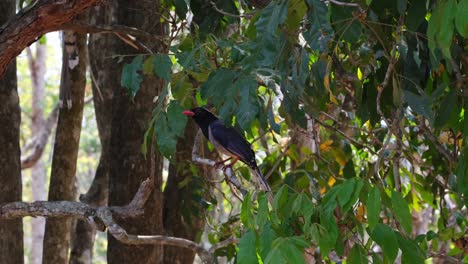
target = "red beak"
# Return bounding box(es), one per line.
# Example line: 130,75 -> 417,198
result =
182,110 -> 195,116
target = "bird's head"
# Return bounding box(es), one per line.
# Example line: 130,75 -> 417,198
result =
182,107 -> 218,126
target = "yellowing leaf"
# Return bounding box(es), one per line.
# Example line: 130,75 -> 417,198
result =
335,151 -> 347,167
320,140 -> 334,152
327,177 -> 336,187
324,59 -> 338,104
319,187 -> 327,195
357,67 -> 363,80
356,204 -> 366,222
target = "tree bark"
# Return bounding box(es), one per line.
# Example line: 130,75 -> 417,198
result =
69,6 -> 115,264
42,32 -> 87,264
107,1 -> 167,263
0,1 -> 24,263
26,42 -> 47,264
0,0 -> 101,77
163,121 -> 208,263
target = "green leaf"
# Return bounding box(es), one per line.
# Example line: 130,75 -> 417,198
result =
256,193 -> 269,229
370,224 -> 398,263
266,237 -> 306,264
406,0 -> 426,31
241,193 -> 255,230
121,55 -> 144,98
397,0 -> 407,14
236,76 -> 260,131
367,187 -> 381,229
434,89 -> 459,129
174,0 -> 188,19
167,100 -> 187,138
403,90 -> 434,123
455,0 -> 468,37
259,224 -> 277,261
237,231 -> 258,264
348,244 -> 369,264
154,112 -> 177,159
152,54 -> 172,81
272,185 -> 288,212
254,1 -> 288,36
396,234 -> 426,264
304,0 -> 333,52
391,191 -> 412,234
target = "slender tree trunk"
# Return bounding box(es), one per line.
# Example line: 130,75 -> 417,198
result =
0,1 -> 24,263
163,121 -> 208,263
42,32 -> 87,264
107,1 -> 167,263
27,42 -> 47,264
69,6 -> 114,263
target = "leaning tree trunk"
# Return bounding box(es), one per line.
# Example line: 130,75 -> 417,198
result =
42,32 -> 87,264
69,6 -> 115,264
0,1 -> 24,263
107,1 -> 167,263
26,42 -> 47,264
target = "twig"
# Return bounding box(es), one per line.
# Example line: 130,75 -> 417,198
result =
313,117 -> 377,155
418,118 -> 455,168
325,0 -> 363,10
210,2 -> 252,19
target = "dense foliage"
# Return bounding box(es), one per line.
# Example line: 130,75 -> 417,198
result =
122,0 -> 467,263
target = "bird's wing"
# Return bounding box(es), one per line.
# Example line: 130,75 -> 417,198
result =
208,120 -> 256,165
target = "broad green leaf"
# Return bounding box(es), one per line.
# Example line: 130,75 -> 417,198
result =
406,0 -> 426,31
348,244 -> 369,264
272,185 -> 288,212
152,54 -> 172,81
337,179 -> 356,212
241,193 -> 255,230
434,89 -> 459,129
370,224 -> 398,263
367,187 -> 381,229
397,0 -> 407,14
167,100 -> 187,138
282,238 -> 307,264
154,112 -> 177,159
256,193 -> 269,229
455,0 -> 468,37
259,224 -> 277,261
403,90 -> 434,123
304,0 -> 333,52
438,0 -> 456,59
254,0 -> 288,36
237,231 -> 258,264
236,76 -> 259,132
174,0 -> 188,19
391,191 -> 412,234
121,55 -> 144,98
396,233 -> 425,264
319,206 -> 338,256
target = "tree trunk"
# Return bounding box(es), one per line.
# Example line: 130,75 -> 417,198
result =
107,1 -> 167,263
163,121 -> 208,263
0,1 -> 24,263
42,32 -> 87,264
69,6 -> 114,264
27,42 -> 47,264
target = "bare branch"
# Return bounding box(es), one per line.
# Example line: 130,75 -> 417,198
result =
21,104 -> 59,169
0,0 -> 103,77
0,178 -> 223,264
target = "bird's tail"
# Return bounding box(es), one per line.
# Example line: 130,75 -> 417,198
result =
251,166 -> 271,192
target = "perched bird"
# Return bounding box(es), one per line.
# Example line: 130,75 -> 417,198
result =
183,107 -> 271,192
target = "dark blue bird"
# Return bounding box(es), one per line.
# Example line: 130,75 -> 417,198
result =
183,107 -> 271,192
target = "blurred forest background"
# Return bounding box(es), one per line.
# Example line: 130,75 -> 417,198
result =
0,0 -> 466,264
